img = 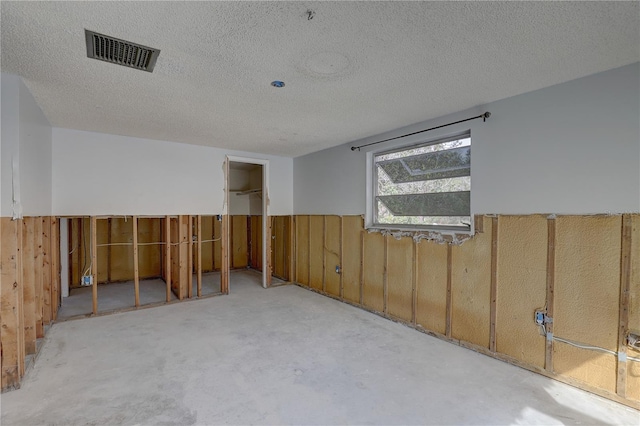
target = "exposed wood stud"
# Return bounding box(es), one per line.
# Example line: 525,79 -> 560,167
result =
445,243 -> 453,338
51,217 -> 60,320
290,216 -> 296,283
266,215 -> 272,287
165,216 -> 171,303
322,216 -> 327,293
197,215 -> 202,298
107,218 -> 112,283
383,234 -> 388,315
359,225 -> 364,306
221,215 -> 229,294
412,239 -> 418,325
35,218 -> 44,338
545,217 -> 556,373
91,217 -> 98,315
22,218 -> 36,354
307,215 -> 311,288
42,218 -> 52,326
617,214 -> 632,397
17,219 -> 24,376
133,216 -> 140,307
475,214 -> 484,233
187,215 -> 193,299
1,219 -> 21,389
490,216 -> 499,352
339,216 -> 344,300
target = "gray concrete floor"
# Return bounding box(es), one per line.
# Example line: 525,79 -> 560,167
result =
58,272 -> 223,319
2,270 -> 638,425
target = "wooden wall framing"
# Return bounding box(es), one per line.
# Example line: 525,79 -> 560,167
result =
1,217 -> 60,391
0,213 -> 294,392
292,214 -> 640,409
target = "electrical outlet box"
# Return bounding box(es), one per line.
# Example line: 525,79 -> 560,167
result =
81,275 -> 93,286
534,310 -> 545,325
216,215 -> 222,221
335,265 -> 341,274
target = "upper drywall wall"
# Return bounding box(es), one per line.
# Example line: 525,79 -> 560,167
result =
18,77 -> 52,216
52,128 -> 293,216
1,74 -> 20,217
1,73 -> 52,217
294,63 -> 640,215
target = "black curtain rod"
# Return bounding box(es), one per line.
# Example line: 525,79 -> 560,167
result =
350,112 -> 491,151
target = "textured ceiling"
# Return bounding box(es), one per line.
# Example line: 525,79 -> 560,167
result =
1,1 -> 639,157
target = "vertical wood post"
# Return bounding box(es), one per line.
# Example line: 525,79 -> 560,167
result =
187,216 -> 193,298
22,218 -> 36,354
91,217 -> 98,315
133,216 -> 140,307
266,215 -> 272,287
1,219 -> 22,389
545,217 -> 556,372
412,239 -> 418,325
17,219 -> 24,375
617,214 -> 632,397
490,216 -> 499,352
445,243 -> 453,338
221,215 -> 229,294
34,217 -> 44,338
359,224 -> 364,306
51,217 -> 60,321
107,218 -> 112,283
339,216 -> 344,299
383,234 -> 388,315
165,216 -> 171,302
42,217 -> 52,326
322,216 -> 327,293
290,216 -> 296,283
197,215 -> 202,297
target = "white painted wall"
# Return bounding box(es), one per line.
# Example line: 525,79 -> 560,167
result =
249,167 -> 263,216
18,78 -> 52,216
1,74 -> 20,217
294,63 -> 640,215
1,73 -> 52,217
228,168 -> 251,215
52,128 -> 293,216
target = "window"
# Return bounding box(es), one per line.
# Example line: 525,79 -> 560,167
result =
371,132 -> 471,232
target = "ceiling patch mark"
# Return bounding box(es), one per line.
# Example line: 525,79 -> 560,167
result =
304,51 -> 351,77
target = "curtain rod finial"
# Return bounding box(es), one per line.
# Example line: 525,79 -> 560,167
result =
483,111 -> 491,121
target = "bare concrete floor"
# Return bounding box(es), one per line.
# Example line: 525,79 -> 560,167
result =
58,272 -> 223,319
2,270 -> 638,425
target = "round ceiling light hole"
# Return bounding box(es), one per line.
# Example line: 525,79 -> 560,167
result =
271,81 -> 285,88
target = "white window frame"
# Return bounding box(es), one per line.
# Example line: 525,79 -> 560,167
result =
365,131 -> 473,235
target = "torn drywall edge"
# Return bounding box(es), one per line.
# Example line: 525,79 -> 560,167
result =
366,226 -> 474,245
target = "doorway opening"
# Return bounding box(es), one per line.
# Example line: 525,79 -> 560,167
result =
225,157 -> 269,290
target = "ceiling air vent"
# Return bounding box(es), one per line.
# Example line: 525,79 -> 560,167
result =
85,29 -> 160,73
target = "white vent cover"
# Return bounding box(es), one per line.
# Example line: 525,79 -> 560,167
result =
85,30 -> 160,72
